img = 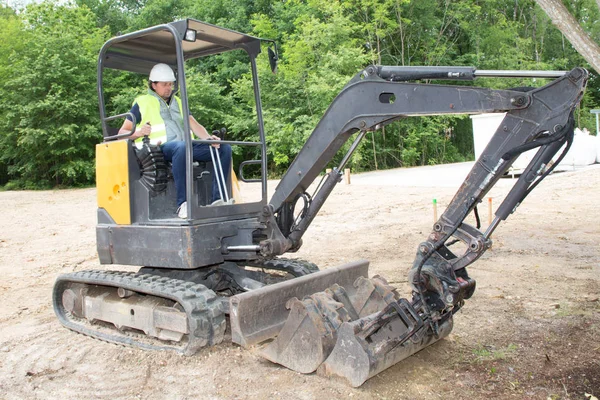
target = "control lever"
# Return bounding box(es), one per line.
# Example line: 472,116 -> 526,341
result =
209,127 -> 230,203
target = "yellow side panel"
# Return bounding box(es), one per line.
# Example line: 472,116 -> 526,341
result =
96,140 -> 131,225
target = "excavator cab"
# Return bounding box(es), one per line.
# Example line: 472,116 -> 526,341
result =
95,19 -> 273,269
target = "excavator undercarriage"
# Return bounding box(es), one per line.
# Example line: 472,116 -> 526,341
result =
52,19 -> 588,387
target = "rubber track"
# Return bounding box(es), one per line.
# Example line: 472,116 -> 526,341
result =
52,270 -> 226,356
245,258 -> 319,277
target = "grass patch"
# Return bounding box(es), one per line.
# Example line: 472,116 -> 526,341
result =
554,303 -> 598,318
472,343 -> 518,362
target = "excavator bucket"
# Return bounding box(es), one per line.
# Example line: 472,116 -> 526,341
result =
232,259 -> 454,387
257,274 -> 401,373
318,317 -> 453,387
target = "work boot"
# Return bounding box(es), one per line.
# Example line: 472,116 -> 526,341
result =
177,201 -> 187,218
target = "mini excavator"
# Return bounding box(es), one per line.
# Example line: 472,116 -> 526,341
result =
52,20 -> 588,386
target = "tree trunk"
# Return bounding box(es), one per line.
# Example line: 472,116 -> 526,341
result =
535,0 -> 600,73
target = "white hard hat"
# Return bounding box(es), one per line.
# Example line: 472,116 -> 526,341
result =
149,63 -> 176,82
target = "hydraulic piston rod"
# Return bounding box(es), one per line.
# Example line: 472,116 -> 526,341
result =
375,65 -> 566,82
475,69 -> 566,78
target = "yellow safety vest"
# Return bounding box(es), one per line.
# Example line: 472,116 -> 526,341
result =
134,92 -> 184,145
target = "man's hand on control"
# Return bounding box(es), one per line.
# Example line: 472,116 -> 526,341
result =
208,134 -> 221,148
134,122 -> 151,139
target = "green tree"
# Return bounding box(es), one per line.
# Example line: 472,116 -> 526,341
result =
239,0 -> 369,173
0,0 -> 597,188
0,3 -> 109,188
0,6 -> 22,185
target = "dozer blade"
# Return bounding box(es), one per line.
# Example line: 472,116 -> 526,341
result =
318,316 -> 453,387
255,272 -> 402,374
229,260 -> 369,347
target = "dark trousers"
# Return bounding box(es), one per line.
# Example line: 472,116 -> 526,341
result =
161,140 -> 232,207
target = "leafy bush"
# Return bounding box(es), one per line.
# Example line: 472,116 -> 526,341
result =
0,0 -> 597,189
0,3 -> 108,188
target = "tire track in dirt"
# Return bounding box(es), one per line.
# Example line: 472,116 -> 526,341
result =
0,322 -> 149,399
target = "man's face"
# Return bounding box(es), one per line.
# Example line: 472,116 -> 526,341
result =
152,81 -> 174,100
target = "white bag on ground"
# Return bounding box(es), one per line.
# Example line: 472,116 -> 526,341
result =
596,133 -> 600,163
554,128 -> 597,168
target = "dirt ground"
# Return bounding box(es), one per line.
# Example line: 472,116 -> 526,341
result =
0,162 -> 599,399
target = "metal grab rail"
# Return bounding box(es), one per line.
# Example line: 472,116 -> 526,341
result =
239,160 -> 262,183
102,112 -> 137,141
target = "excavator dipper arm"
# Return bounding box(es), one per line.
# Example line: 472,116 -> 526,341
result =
251,66 -> 588,386
410,68 -> 586,319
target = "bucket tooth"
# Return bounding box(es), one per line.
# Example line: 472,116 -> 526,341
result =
318,317 -> 453,387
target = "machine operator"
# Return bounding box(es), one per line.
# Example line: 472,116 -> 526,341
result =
119,63 -> 233,218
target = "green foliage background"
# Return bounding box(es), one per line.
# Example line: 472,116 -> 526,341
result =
0,0 -> 598,188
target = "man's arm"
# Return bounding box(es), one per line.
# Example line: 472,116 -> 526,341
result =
118,119 -> 151,139
118,103 -> 149,139
190,115 -> 220,147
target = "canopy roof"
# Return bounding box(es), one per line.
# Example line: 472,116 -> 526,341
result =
101,19 -> 262,74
